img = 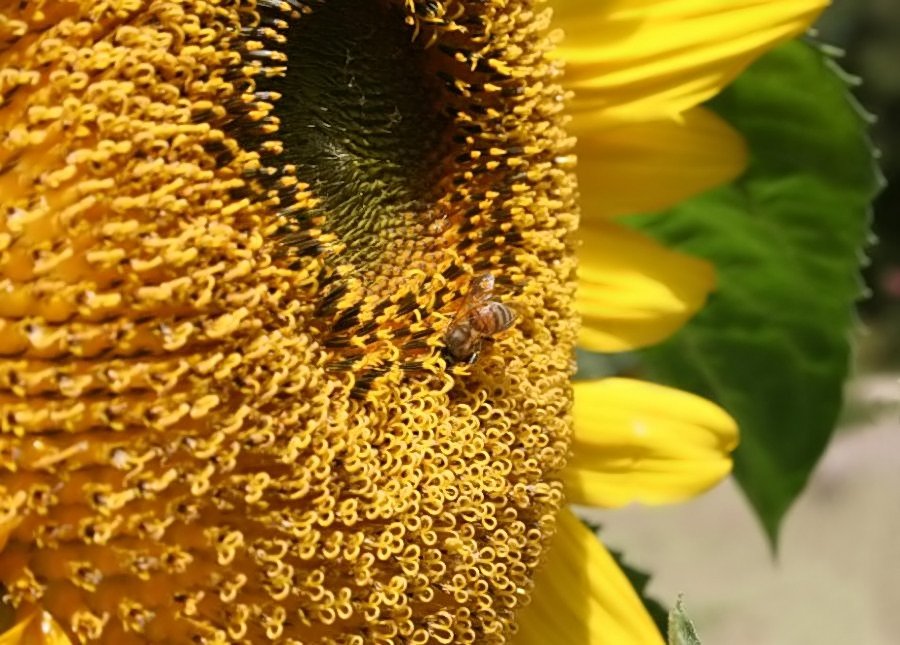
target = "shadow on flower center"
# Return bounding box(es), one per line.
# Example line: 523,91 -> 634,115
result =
276,0 -> 450,268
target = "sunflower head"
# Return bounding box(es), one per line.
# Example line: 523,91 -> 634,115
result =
0,0 -> 577,641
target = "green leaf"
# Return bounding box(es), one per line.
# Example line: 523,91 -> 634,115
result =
574,348 -> 638,380
668,597 -> 702,645
630,40 -> 881,545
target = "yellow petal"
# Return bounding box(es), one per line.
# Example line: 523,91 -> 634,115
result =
576,107 -> 747,219
514,508 -> 664,645
577,224 -> 714,352
566,379 -> 738,508
554,0 -> 829,124
0,611 -> 71,645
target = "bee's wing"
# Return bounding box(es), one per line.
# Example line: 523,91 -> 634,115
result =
454,273 -> 495,319
469,273 -> 495,299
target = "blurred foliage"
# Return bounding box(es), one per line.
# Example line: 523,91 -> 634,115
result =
629,40 -> 879,544
818,0 -> 900,367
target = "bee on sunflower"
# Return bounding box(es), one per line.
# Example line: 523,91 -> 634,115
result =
0,0 -> 827,643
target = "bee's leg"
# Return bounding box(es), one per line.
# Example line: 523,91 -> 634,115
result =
465,337 -> 487,365
440,346 -> 455,365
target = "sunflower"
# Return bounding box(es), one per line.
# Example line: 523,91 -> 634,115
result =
0,0 -> 824,643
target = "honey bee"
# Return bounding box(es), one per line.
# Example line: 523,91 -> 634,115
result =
444,273 -> 517,364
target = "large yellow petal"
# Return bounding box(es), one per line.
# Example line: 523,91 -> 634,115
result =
514,508 -> 664,645
578,224 -> 714,352
575,106 -> 747,219
553,0 -> 829,124
566,379 -> 738,508
0,611 -> 70,645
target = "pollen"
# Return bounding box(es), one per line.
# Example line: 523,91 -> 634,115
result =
0,0 -> 577,643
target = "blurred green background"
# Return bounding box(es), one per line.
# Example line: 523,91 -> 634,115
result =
822,0 -> 900,367
590,3 -> 900,643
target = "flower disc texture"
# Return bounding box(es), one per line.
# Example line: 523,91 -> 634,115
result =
0,0 -> 578,643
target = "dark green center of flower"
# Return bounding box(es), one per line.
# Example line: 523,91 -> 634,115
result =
276,0 -> 449,266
